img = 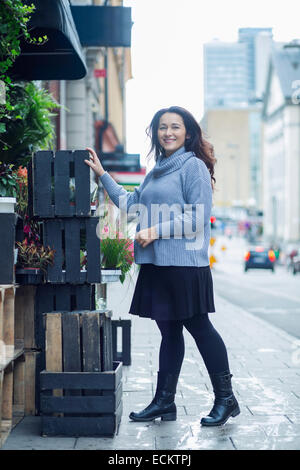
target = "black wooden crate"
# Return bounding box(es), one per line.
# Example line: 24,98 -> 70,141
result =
112,319 -> 131,366
34,284 -> 95,350
42,217 -> 101,284
40,361 -> 122,437
0,213 -> 17,284
27,150 -> 96,218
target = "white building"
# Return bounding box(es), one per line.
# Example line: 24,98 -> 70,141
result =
262,40 -> 300,244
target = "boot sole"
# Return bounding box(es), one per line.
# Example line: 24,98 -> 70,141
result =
129,412 -> 177,422
201,406 -> 240,427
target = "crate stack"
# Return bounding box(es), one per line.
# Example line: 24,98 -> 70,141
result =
26,150 -> 122,436
0,284 -> 42,448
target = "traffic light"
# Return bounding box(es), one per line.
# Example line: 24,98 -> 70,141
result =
210,216 -> 216,230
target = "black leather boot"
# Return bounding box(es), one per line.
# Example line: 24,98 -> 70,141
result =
129,371 -> 179,422
201,371 -> 240,426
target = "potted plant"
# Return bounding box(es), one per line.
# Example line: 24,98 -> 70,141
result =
0,162 -> 18,212
0,162 -> 28,215
15,238 -> 55,285
99,195 -> 134,284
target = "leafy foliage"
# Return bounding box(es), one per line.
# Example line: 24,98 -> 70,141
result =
16,238 -> 55,273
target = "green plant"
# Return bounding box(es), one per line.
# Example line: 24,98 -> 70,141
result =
101,234 -> 134,284
0,1 -> 49,131
16,238 -> 55,274
0,162 -> 19,197
0,162 -> 28,216
0,81 -> 60,166
100,195 -> 134,283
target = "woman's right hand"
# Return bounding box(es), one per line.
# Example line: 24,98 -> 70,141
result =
84,147 -> 106,177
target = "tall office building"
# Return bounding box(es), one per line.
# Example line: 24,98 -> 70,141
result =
204,28 -> 273,110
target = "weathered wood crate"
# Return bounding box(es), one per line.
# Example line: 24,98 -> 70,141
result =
42,217 -> 101,284
40,361 -> 122,437
44,311 -> 113,373
40,311 -> 121,436
0,214 -> 18,284
0,350 -> 42,448
27,150 -> 97,218
112,319 -> 131,366
1,285 -> 42,356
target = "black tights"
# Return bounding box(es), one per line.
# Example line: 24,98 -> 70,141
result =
156,314 -> 229,375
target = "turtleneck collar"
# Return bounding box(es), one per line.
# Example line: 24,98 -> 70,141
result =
153,146 -> 195,178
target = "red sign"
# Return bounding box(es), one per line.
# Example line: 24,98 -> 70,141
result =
94,69 -> 106,78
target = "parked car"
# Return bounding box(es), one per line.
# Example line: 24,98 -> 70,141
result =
244,246 -> 276,272
292,255 -> 300,275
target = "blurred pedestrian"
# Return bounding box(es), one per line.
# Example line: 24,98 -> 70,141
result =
85,105 -> 240,427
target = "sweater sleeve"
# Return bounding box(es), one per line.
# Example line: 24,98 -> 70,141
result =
154,176 -> 212,239
99,171 -> 149,215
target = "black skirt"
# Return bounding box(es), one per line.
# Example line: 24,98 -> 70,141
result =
129,263 -> 216,321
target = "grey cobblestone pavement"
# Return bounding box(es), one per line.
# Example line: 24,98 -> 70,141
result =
2,265 -> 300,450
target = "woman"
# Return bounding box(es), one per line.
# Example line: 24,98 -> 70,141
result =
85,106 -> 240,426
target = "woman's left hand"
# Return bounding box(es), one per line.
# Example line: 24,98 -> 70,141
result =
135,226 -> 158,248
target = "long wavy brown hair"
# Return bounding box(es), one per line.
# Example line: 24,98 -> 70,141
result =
145,106 -> 217,191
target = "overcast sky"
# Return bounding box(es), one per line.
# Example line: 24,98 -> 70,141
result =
123,0 -> 300,165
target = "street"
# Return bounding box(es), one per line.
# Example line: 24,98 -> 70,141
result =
211,235 -> 300,339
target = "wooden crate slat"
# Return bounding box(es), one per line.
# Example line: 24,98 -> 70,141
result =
3,287 -> 15,352
76,284 -> 95,311
33,151 -> 53,217
53,284 -> 71,311
27,159 -> 34,219
24,351 -> 42,416
13,355 -> 25,422
45,314 -> 62,373
74,151 -> 90,216
44,220 -> 64,283
62,313 -> 81,372
86,218 -> 101,283
36,285 -> 57,350
40,362 -> 122,390
41,404 -> 122,437
65,218 -> 81,283
0,214 -> 17,284
82,313 -> 101,372
2,363 -> 13,422
15,286 -> 36,350
54,151 -> 73,217
102,316 -> 113,371
41,394 -> 117,414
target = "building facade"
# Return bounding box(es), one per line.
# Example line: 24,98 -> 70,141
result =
262,41 -> 300,244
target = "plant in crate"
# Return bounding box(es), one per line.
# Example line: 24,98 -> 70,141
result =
100,195 -> 134,284
0,162 -> 28,215
15,238 -> 55,284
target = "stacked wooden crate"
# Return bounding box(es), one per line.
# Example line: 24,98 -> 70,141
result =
27,150 -> 122,436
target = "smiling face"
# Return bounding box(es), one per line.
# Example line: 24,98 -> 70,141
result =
157,112 -> 189,157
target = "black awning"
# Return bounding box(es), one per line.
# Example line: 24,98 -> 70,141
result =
10,0 -> 87,81
71,6 -> 132,47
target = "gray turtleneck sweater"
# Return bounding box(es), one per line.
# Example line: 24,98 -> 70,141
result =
98,146 -> 212,266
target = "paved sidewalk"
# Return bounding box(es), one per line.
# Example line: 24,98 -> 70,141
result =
2,265 -> 300,450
